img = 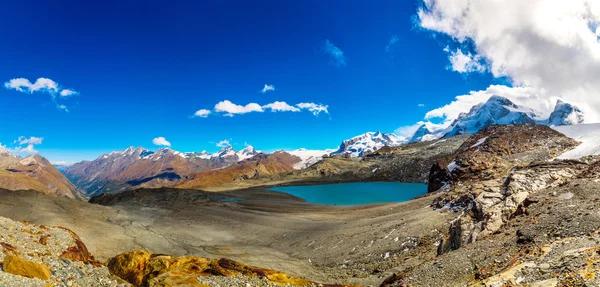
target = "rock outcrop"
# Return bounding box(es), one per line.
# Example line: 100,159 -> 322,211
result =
0,216 -> 126,286
429,125 -> 579,253
107,250 -> 353,287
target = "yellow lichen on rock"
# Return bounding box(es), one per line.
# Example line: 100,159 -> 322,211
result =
3,254 -> 52,280
107,250 -> 346,287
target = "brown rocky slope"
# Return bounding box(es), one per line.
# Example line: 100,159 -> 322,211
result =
0,150 -> 83,200
379,124 -> 600,286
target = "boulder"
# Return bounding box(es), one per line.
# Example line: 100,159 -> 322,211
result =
3,254 -> 52,280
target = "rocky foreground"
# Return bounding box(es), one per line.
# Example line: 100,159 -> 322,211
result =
0,215 -> 354,287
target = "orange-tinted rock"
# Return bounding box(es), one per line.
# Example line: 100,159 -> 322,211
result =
3,254 -> 52,280
107,250 -> 354,287
57,227 -> 102,267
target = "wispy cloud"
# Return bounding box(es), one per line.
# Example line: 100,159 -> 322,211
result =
17,136 -> 43,145
322,39 -> 347,68
4,77 -> 79,112
296,103 -> 329,116
152,137 -> 171,147
193,109 -> 211,118
261,84 -> 275,93
216,139 -> 231,148
385,35 -> 400,52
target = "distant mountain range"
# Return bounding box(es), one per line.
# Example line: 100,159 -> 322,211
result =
62,145 -> 262,197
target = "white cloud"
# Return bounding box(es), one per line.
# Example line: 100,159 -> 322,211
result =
395,121 -> 447,138
216,139 -> 231,148
418,104 -> 425,107
445,47 -> 486,73
214,100 -> 264,116
4,77 -> 79,112
386,35 -> 400,52
206,100 -> 328,117
51,161 -> 73,166
59,89 -> 78,97
152,137 -> 171,147
13,144 -> 37,154
262,101 -> 300,112
323,39 -> 347,67
296,102 -> 329,116
417,0 -> 600,122
17,136 -> 43,145
193,109 -> 211,118
261,84 -> 275,93
4,77 -> 59,93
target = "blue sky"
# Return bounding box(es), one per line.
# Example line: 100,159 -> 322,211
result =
0,0 -> 502,163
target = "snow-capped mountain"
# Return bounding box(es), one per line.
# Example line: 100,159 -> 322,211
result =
63,145 -> 262,196
443,95 -> 538,138
548,99 -> 584,126
288,148 -> 337,169
408,96 -> 585,142
331,131 -> 407,157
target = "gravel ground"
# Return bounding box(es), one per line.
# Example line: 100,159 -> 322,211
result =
196,275 -> 323,287
0,216 -> 130,287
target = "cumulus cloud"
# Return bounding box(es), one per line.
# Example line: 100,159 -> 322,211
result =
200,100 -> 329,117
193,109 -> 211,118
9,136 -> 44,155
417,0 -> 600,122
444,47 -> 486,73
13,144 -> 37,154
262,101 -> 300,112
216,139 -> 231,148
261,84 -> 275,93
322,39 -> 347,67
215,100 -> 264,116
4,77 -> 79,112
152,137 -> 171,147
386,35 -> 400,52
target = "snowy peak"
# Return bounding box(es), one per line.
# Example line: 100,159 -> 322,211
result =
331,131 -> 406,157
548,99 -> 584,126
406,96 -> 584,143
238,145 -> 260,161
443,95 -> 537,138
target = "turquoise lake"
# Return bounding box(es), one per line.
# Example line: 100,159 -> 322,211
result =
268,182 -> 428,205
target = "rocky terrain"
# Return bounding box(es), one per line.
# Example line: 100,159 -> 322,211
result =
0,149 -> 83,200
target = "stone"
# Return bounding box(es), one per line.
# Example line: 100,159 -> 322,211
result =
3,254 -> 52,280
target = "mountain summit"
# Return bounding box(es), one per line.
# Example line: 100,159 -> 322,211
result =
331,131 -> 406,157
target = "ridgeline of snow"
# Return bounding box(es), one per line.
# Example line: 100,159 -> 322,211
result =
553,124 -> 600,159
331,132 -> 406,157
288,148 -> 336,169
408,96 -> 585,143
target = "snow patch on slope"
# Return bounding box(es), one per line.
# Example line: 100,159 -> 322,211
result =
288,148 -> 336,169
553,124 -> 600,159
